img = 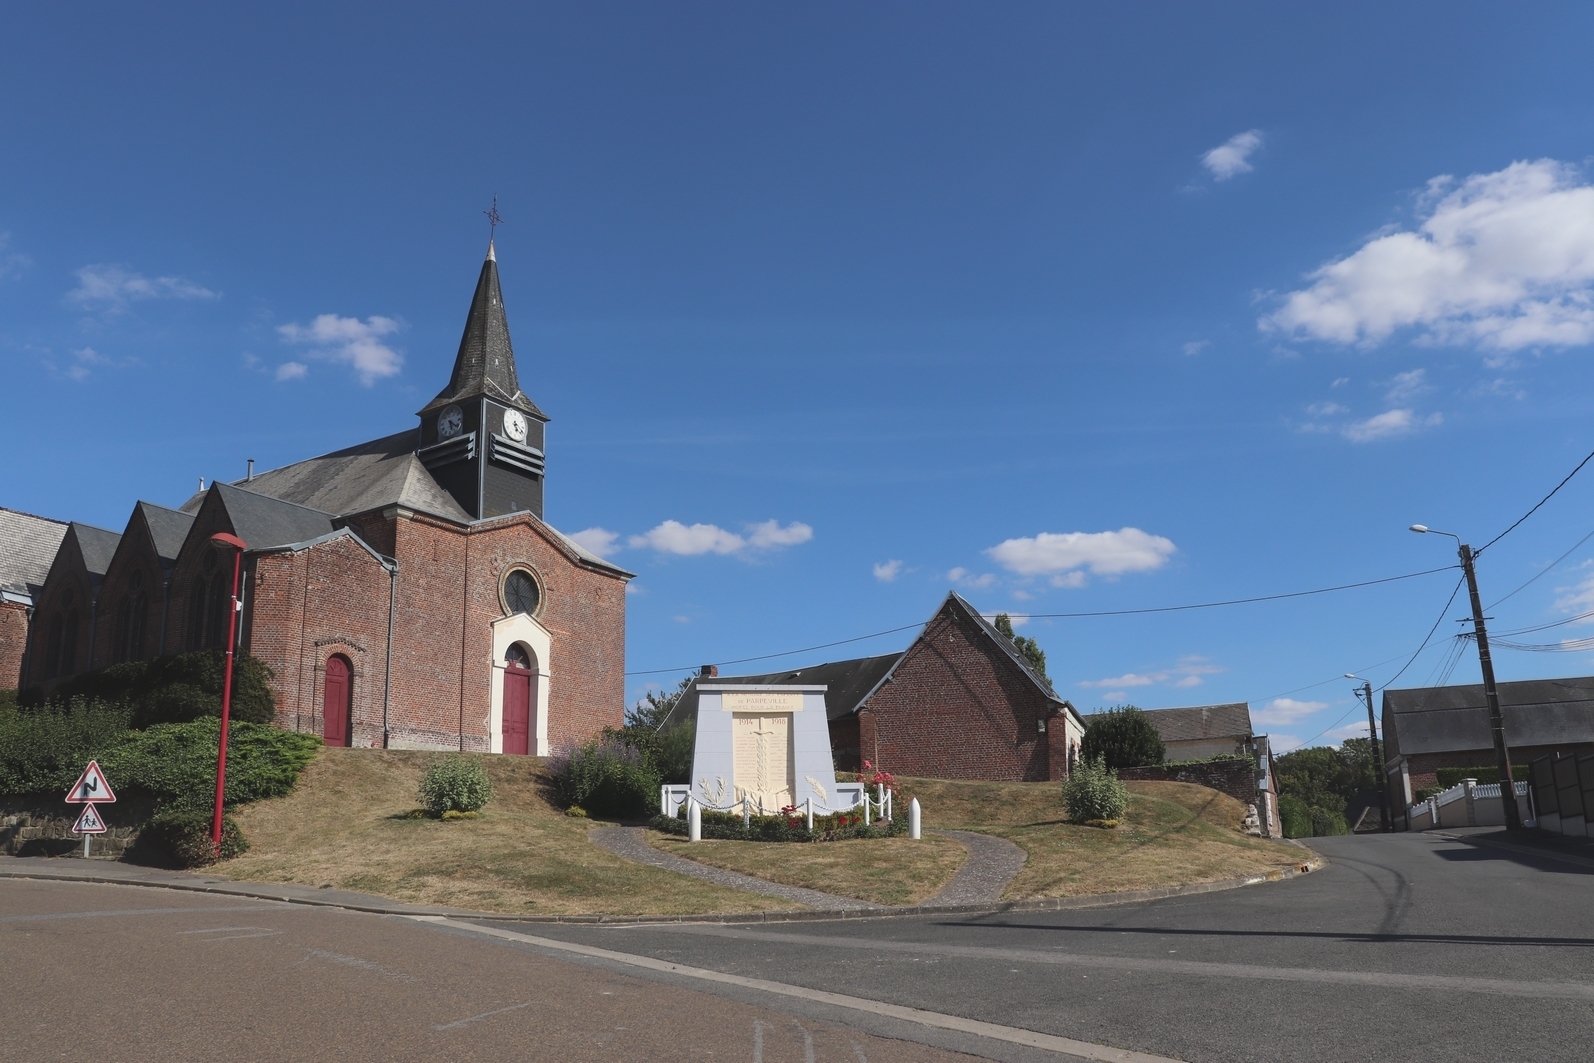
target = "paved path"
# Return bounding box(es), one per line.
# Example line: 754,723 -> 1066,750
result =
588,826 -> 883,911
923,830 -> 1027,905
510,831 -> 1594,1063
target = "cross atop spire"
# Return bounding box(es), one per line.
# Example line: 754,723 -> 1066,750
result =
484,197 -> 502,261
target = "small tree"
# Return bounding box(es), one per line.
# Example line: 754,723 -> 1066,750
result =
626,675 -> 693,731
1081,705 -> 1165,770
993,614 -> 1051,690
419,755 -> 494,815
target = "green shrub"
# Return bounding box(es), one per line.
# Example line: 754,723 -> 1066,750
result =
129,808 -> 247,868
1063,756 -> 1130,824
1413,784 -> 1445,803
1310,808 -> 1349,836
29,651 -> 276,727
0,699 -> 132,796
1081,706 -> 1166,770
650,722 -> 695,785
101,718 -> 321,809
1279,794 -> 1313,838
419,755 -> 494,815
1434,766 -> 1528,788
549,738 -> 660,818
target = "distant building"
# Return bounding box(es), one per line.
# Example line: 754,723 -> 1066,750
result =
1097,702 -> 1258,762
0,507 -> 69,689
662,591 -> 1086,782
1382,676 -> 1594,825
21,243 -> 631,753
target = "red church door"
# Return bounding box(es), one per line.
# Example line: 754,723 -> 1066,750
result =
503,645 -> 534,756
323,655 -> 352,747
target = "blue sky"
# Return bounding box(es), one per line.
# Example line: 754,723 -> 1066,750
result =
6,3 -> 1594,750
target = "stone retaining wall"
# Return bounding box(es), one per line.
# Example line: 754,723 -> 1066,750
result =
1118,759 -> 1258,806
0,795 -> 154,859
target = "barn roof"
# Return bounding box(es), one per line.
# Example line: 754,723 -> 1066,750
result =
1382,676 -> 1594,756
1092,703 -> 1254,744
0,507 -> 68,598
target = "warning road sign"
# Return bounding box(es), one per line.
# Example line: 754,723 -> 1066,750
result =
65,760 -> 116,804
73,804 -> 108,834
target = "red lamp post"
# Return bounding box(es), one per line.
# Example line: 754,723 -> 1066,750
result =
208,532 -> 248,854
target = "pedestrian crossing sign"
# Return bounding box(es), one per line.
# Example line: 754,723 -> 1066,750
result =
73,804 -> 108,835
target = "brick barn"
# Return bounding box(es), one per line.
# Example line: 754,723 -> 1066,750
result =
661,591 -> 1086,781
18,243 -> 632,753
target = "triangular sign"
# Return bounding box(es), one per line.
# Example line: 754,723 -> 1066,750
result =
73,804 -> 108,834
65,760 -> 117,804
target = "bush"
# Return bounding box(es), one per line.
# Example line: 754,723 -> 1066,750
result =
549,737 -> 660,818
1081,706 -> 1165,770
1311,808 -> 1349,836
1063,757 -> 1129,824
1279,794 -> 1312,839
417,755 -> 494,815
28,651 -> 276,727
0,699 -> 132,796
129,808 -> 247,868
650,722 -> 695,785
101,718 -> 321,809
1434,766 -> 1528,788
1413,784 -> 1445,803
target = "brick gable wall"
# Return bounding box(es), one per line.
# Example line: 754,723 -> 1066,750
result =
1,600 -> 29,689
859,604 -> 1061,782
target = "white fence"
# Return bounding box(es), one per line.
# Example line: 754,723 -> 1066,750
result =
660,782 -> 893,829
1406,779 -> 1532,830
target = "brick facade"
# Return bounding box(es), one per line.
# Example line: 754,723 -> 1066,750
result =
0,600 -> 28,690
859,599 -> 1080,782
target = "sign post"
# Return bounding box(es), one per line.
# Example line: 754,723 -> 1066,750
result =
64,760 -> 117,858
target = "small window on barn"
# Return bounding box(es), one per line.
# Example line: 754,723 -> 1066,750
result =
501,568 -> 541,617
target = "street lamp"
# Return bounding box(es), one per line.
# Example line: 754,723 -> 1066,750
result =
208,531 -> 248,854
1345,673 -> 1391,832
1409,524 -> 1521,830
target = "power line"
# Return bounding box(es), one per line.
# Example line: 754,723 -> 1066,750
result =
1476,445 -> 1594,557
624,564 -> 1458,676
1485,525 -> 1594,611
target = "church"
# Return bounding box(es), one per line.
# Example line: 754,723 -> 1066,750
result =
16,243 -> 632,753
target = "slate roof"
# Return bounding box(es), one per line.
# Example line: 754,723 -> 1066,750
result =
210,482 -> 336,551
659,652 -> 903,731
0,507 -> 68,598
1383,677 -> 1594,757
1096,703 -> 1254,744
137,501 -> 195,568
73,523 -> 123,579
187,430 -> 471,524
418,245 -> 545,419
945,592 -> 1065,702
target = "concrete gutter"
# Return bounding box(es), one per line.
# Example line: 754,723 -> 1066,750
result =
0,850 -> 1324,924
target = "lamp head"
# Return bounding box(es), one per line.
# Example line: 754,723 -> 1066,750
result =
1409,524 -> 1429,534
208,532 -> 248,553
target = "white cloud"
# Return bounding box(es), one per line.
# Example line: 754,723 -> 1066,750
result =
278,314 -> 403,385
1201,130 -> 1264,181
746,520 -> 813,548
1173,675 -> 1203,688
1079,655 -> 1222,691
1100,691 -> 1127,702
1306,401 -> 1348,417
947,567 -> 997,589
1254,697 -> 1328,726
987,528 -> 1176,580
569,527 -> 622,558
624,583 -> 643,596
1331,377 -> 1350,388
983,612 -> 1029,629
672,615 -> 691,624
873,559 -> 903,582
1326,721 -> 1372,744
275,361 -> 308,382
1553,563 -> 1594,619
1182,340 -> 1209,356
1264,159 -> 1594,352
55,346 -> 139,381
1341,408 -> 1442,443
1050,571 -> 1087,589
1079,673 -> 1159,689
68,264 -> 217,310
627,518 -> 812,557
1385,368 -> 1429,403
0,231 -> 29,280
1270,734 -> 1304,753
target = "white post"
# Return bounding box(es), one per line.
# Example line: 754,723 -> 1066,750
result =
909,797 -> 921,840
688,798 -> 701,842
82,833 -> 90,858
863,792 -> 871,825
660,786 -> 668,817
806,797 -> 814,831
876,783 -> 884,820
743,794 -> 751,827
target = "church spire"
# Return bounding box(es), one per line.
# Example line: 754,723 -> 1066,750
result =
419,244 -> 544,419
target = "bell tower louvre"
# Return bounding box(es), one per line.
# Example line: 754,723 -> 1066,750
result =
416,241 -> 549,521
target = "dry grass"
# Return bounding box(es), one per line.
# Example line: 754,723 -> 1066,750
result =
220,747 -> 798,916
648,832 -> 968,906
899,776 -> 1304,900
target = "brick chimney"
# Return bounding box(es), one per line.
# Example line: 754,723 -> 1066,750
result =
699,664 -> 718,678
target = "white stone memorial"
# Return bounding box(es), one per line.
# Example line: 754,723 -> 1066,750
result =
662,684 -> 864,817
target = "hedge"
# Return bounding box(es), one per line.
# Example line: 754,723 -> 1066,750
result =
24,650 -> 276,728
1434,766 -> 1528,789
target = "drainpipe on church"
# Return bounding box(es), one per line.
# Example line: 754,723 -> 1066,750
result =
382,559 -> 396,749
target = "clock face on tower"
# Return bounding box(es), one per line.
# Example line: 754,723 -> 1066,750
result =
502,409 -> 528,443
437,405 -> 463,439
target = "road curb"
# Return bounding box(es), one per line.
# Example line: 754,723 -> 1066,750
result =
0,851 -> 1324,925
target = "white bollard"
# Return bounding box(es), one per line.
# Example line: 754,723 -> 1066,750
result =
909,797 -> 921,840
806,797 -> 814,831
688,799 -> 701,842
743,795 -> 752,828
863,792 -> 871,826
660,786 -> 669,817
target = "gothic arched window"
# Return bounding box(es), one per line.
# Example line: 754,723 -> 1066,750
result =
116,571 -> 148,663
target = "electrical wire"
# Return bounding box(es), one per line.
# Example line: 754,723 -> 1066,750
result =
623,564 -> 1459,676
1485,525 -> 1594,610
1476,445 -> 1594,557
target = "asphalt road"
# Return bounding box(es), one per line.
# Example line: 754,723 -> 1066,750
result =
5,831 -> 1591,1062
486,831 -> 1594,1063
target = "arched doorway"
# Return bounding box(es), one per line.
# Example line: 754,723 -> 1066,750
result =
502,644 -> 535,756
323,655 -> 352,747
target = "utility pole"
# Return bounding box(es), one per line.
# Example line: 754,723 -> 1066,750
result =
1411,527 -> 1521,829
1360,681 -> 1391,832
1456,541 -> 1521,830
